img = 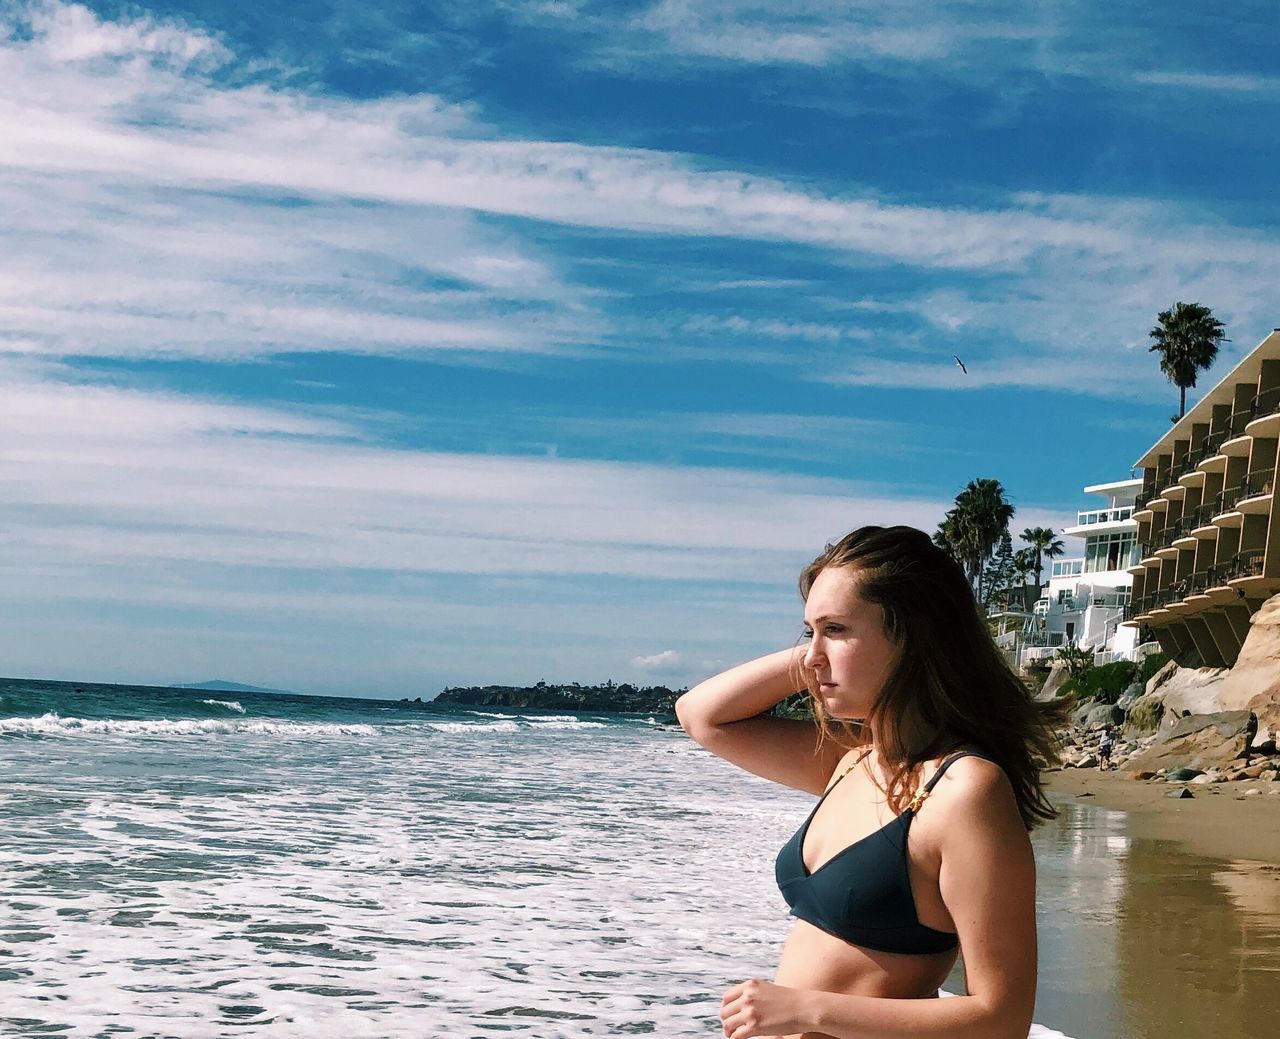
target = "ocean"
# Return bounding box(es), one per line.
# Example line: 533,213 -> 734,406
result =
2,677 -> 1271,1039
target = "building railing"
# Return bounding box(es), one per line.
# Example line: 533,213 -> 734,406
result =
1187,501 -> 1216,529
1228,407 -> 1253,438
1242,467 -> 1275,500
1075,507 -> 1134,525
1216,484 -> 1244,514
1173,451 -> 1199,481
1197,428 -> 1228,462
1230,549 -> 1266,580
1251,386 -> 1280,420
1155,518 -> 1187,550
1205,562 -> 1230,588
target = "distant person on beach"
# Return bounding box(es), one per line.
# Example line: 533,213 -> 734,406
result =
677,526 -> 1065,1039
1098,726 -> 1115,771
1241,711 -> 1258,765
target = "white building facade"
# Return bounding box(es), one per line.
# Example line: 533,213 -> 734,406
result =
1003,478 -> 1150,668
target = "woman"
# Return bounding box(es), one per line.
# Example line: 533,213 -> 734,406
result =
675,526 -> 1065,1039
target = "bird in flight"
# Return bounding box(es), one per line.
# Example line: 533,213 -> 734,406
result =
953,355 -> 968,374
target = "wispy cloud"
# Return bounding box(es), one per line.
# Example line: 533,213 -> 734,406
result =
4,1 -> 1279,394
1133,71 -> 1280,93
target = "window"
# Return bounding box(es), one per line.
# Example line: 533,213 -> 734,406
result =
1085,532 -> 1135,573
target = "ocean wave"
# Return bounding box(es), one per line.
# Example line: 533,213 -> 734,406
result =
200,699 -> 246,714
0,713 -> 379,739
523,719 -> 608,730
426,720 -> 521,734
467,711 -> 518,720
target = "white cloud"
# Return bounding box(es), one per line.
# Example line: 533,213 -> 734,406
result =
1133,71 -> 1280,93
631,650 -> 685,673
2,1 -> 1277,391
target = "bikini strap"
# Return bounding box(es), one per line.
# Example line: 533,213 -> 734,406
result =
906,750 -> 988,813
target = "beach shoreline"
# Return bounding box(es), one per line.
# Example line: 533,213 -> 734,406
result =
1044,767 -> 1280,865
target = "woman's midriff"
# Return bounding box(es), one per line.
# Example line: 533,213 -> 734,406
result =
766,919 -> 957,1039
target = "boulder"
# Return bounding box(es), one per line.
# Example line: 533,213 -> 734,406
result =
1220,592 -> 1280,737
1157,666 -> 1232,718
1167,787 -> 1195,799
1081,703 -> 1126,729
1038,662 -> 1073,702
1074,754 -> 1099,769
1145,658 -> 1180,696
1167,766 -> 1205,782
1117,681 -> 1145,709
1123,691 -> 1166,734
1126,711 -> 1256,773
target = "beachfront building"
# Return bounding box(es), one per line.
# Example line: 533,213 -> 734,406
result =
1126,328 -> 1280,667
1000,479 -> 1146,669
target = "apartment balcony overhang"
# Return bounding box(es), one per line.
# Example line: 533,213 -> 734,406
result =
1221,435 -> 1252,458
1136,330 -> 1280,470
1212,508 -> 1245,529
1159,483 -> 1187,501
1246,411 -> 1280,438
1177,469 -> 1207,489
1061,520 -> 1136,537
1172,534 -> 1199,551
1155,545 -> 1180,560
1238,491 -> 1274,516
1196,453 -> 1228,474
1191,520 -> 1219,540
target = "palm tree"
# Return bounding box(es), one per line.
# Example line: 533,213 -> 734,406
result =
937,478 -> 1016,601
1012,547 -> 1037,608
1020,526 -> 1064,593
1148,302 -> 1228,419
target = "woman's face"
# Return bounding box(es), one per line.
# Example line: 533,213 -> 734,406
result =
801,566 -> 897,720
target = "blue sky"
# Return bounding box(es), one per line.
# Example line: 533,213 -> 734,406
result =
3,0 -> 1279,697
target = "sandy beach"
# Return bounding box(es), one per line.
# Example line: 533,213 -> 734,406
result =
1045,766 -> 1280,865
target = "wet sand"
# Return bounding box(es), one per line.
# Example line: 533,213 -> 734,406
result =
1012,773 -> 1280,1039
1045,767 -> 1280,864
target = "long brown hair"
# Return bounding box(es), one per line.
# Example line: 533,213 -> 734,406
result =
795,525 -> 1067,829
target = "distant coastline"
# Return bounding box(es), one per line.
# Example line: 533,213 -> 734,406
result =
432,681 -> 684,714
172,679 -> 296,695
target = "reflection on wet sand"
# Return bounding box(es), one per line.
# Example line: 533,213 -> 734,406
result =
1117,840 -> 1280,1039
1032,797 -> 1280,1039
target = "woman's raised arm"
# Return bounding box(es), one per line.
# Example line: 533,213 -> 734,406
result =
675,648 -> 848,795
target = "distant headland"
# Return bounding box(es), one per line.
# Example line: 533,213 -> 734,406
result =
431,681 -> 685,714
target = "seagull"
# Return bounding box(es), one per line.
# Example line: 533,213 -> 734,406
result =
953,355 -> 968,374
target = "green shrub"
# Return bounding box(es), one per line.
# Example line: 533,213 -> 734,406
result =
1064,660 -> 1138,705
1137,651 -> 1170,688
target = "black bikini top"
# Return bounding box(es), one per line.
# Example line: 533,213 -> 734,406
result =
775,749 -> 989,955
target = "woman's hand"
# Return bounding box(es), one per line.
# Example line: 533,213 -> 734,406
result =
720,978 -> 807,1039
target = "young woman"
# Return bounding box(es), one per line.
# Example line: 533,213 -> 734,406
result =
675,526 -> 1065,1039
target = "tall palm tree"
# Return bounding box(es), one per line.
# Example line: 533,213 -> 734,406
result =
1020,526 -> 1064,593
1012,547 -> 1037,607
938,478 -> 1016,601
1148,302 -> 1228,419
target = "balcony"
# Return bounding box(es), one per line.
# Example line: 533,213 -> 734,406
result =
1248,385 -> 1280,425
1239,467 -> 1275,508
1196,429 -> 1228,463
1222,408 -> 1254,453
1214,484 -> 1244,518
1187,501 -> 1217,533
1229,549 -> 1266,580
1205,562 -> 1231,589
1155,518 -> 1194,552
1074,506 -> 1134,526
